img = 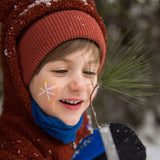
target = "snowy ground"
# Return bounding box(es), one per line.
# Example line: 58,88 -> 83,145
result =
0,100 -> 159,159
138,111 -> 160,160
144,139 -> 160,160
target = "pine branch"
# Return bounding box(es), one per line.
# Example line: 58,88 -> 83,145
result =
99,31 -> 156,105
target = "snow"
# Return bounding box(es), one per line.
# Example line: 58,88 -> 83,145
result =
138,111 -> 160,160
48,149 -> 52,154
14,5 -> 17,10
18,149 -> 21,154
82,0 -> 88,5
37,138 -> 40,142
144,139 -> 160,160
34,152 -> 39,157
20,0 -> 56,16
16,140 -> 21,143
4,49 -> 8,57
19,0 -> 93,17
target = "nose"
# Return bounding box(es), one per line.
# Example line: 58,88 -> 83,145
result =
68,73 -> 86,92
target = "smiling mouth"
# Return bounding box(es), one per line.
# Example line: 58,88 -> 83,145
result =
60,99 -> 84,110
60,100 -> 82,105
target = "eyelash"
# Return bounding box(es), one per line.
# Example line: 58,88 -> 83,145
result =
83,71 -> 96,75
52,70 -> 96,75
52,70 -> 68,73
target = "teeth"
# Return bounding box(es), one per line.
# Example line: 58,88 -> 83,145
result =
61,100 -> 81,105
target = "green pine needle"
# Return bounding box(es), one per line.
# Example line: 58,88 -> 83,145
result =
99,31 -> 155,104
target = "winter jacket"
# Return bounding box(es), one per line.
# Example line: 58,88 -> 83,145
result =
0,109 -> 91,159
0,1 -> 104,159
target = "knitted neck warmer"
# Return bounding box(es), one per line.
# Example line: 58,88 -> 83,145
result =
31,99 -> 83,144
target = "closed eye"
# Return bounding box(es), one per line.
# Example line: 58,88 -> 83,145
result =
83,71 -> 96,75
52,70 -> 68,73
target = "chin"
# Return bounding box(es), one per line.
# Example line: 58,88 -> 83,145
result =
61,116 -> 81,126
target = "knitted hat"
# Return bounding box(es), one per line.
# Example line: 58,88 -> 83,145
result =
0,0 -> 107,86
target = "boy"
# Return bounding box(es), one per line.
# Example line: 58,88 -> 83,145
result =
0,0 -> 146,159
0,1 -> 106,159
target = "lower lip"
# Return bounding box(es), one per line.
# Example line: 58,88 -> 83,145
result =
61,102 -> 82,111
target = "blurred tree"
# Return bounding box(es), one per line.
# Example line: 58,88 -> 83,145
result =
93,0 -> 160,128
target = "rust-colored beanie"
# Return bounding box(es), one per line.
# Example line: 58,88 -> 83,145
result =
0,0 -> 107,86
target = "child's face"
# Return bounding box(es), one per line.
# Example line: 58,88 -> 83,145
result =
29,48 -> 100,126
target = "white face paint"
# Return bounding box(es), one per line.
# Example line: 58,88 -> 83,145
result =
38,80 -> 59,103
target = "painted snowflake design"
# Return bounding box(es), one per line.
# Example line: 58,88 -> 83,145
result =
38,80 -> 59,102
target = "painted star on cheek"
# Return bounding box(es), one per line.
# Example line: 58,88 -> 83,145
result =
38,80 -> 59,103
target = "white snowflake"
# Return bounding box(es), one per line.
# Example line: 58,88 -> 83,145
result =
37,138 -> 40,142
38,80 -> 58,102
82,0 -> 88,5
4,48 -> 8,57
16,140 -> 21,143
48,149 -> 52,154
20,0 -> 58,16
18,149 -> 21,154
14,5 -> 17,10
34,152 -> 39,158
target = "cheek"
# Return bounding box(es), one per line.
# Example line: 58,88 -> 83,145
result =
38,80 -> 59,103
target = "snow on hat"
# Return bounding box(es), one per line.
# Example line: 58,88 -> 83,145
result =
0,0 -> 107,86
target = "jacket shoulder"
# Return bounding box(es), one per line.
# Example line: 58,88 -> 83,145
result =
0,124 -> 43,159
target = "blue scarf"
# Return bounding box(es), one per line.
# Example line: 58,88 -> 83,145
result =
31,99 -> 83,144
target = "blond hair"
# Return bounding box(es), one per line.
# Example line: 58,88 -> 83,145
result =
34,39 -> 100,75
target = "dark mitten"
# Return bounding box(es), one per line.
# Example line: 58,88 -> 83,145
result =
110,123 -> 146,160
